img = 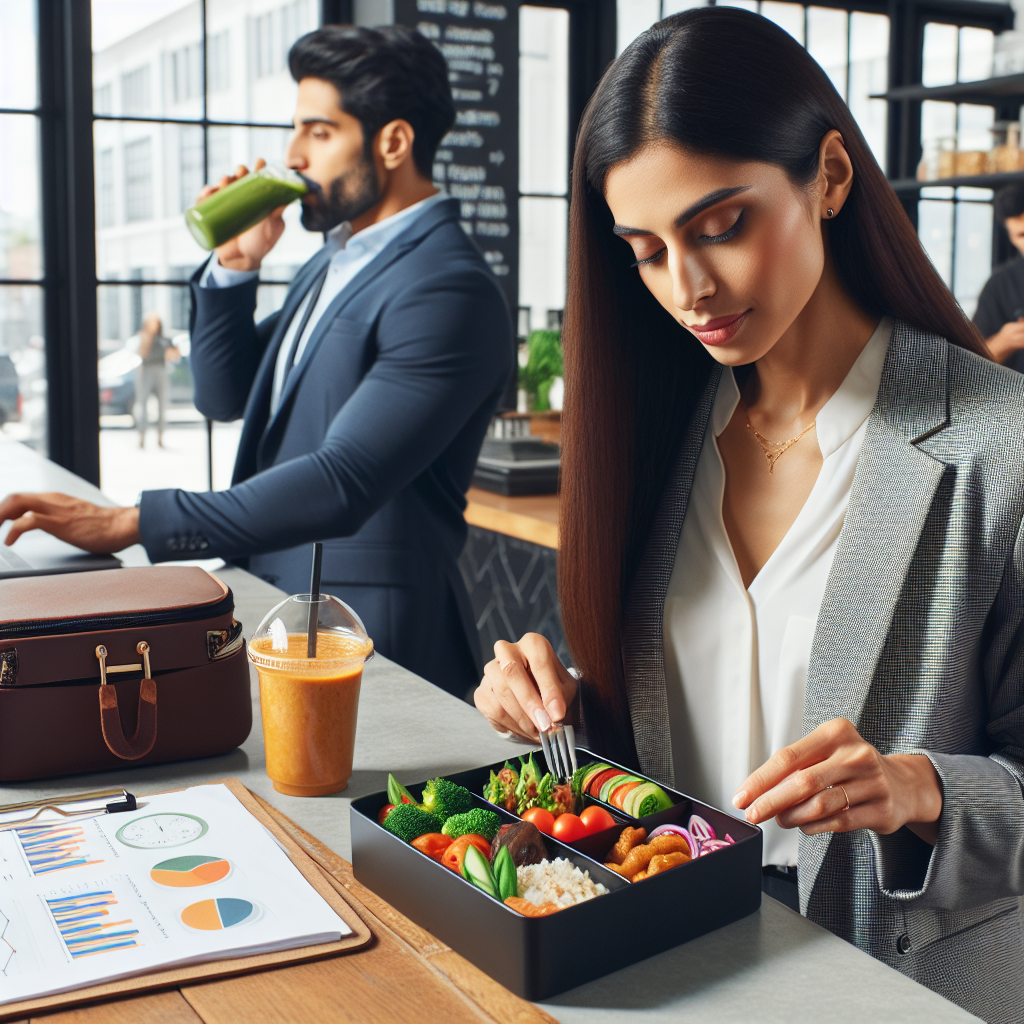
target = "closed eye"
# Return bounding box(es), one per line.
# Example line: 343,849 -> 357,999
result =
629,247 -> 666,268
699,210 -> 744,245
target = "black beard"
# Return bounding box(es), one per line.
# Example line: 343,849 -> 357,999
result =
300,154 -> 381,233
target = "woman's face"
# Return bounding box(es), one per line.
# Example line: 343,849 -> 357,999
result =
603,143 -> 827,365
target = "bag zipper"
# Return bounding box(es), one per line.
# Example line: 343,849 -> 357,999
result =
0,589 -> 234,640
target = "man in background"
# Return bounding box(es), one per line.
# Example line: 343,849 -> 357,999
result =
0,26 -> 512,698
130,311 -> 179,449
974,183 -> 1024,369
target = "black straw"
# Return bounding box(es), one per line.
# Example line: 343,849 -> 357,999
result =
307,541 -> 323,658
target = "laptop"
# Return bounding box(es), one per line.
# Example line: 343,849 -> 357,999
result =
0,527 -> 120,580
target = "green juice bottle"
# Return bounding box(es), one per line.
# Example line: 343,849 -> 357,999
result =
184,165 -> 309,250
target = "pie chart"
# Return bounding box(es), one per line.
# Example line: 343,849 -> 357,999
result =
150,855 -> 231,888
180,898 -> 258,931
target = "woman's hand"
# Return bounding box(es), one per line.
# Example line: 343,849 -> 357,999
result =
474,633 -> 577,740
733,718 -> 943,844
198,158 -> 286,273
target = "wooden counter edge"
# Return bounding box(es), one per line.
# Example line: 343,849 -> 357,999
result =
252,793 -> 558,1024
464,501 -> 558,550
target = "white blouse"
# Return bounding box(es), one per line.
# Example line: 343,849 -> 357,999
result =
663,317 -> 892,866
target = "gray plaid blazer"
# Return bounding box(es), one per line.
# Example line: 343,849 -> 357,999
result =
612,320 -> 1024,1023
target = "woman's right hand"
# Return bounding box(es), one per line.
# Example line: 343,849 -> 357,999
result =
198,158 -> 286,273
474,633 -> 577,740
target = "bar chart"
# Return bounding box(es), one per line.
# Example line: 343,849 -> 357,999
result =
15,824 -> 103,876
46,891 -> 140,959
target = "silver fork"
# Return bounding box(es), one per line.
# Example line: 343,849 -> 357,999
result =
538,723 -> 577,782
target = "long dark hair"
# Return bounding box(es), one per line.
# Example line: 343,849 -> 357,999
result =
559,7 -> 987,765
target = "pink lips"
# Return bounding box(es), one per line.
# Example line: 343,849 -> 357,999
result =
686,310 -> 750,346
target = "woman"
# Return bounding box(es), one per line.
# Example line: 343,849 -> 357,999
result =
473,9 -> 1024,1021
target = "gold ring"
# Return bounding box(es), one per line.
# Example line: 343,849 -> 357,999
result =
838,784 -> 850,812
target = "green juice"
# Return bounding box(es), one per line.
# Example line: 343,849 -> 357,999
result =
184,166 -> 308,250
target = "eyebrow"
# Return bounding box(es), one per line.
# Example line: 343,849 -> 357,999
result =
298,116 -> 339,127
612,185 -> 751,236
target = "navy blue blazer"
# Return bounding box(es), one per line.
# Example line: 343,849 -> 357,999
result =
138,198 -> 513,695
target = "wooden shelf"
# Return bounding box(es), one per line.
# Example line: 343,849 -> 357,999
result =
889,170 -> 1024,193
873,71 -> 1024,106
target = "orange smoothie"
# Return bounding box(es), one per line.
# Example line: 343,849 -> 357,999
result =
249,631 -> 372,796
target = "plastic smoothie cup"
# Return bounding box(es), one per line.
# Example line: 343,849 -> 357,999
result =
247,594 -> 373,797
184,165 -> 308,250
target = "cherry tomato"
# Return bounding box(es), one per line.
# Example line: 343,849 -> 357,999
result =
552,813 -> 587,844
441,833 -> 492,873
411,832 -> 453,862
377,803 -> 396,824
521,807 -> 555,835
580,805 -> 617,835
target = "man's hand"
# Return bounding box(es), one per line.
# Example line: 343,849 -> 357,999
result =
0,493 -> 140,554
200,158 -> 286,273
986,319 -> 1024,364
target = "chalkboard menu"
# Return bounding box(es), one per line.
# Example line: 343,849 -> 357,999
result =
394,0 -> 519,316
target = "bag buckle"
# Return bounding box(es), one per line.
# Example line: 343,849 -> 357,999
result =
95,641 -> 151,685
0,648 -> 17,687
95,641 -> 157,761
207,620 -> 244,660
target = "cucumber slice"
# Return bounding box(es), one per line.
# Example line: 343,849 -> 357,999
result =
624,781 -> 673,818
599,773 -> 639,804
580,763 -> 611,794
623,782 -> 654,817
634,785 -> 673,817
462,843 -> 499,899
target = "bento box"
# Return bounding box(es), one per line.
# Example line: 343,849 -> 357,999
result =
350,748 -> 762,1000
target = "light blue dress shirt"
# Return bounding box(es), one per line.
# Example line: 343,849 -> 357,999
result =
199,190 -> 447,413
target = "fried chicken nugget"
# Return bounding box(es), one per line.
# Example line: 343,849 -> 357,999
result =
617,833 -> 691,878
603,861 -> 632,876
648,834 -> 691,858
646,851 -> 689,876
606,826 -> 647,865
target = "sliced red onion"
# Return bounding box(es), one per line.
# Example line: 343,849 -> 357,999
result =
647,824 -> 692,855
688,815 -> 716,842
724,834 -> 736,845
698,838 -> 731,856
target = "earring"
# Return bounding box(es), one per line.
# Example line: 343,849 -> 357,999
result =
826,208 -> 835,218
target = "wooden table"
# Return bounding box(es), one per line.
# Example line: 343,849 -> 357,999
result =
463,487 -> 559,550
0,435 -> 981,1023
10,797 -> 553,1024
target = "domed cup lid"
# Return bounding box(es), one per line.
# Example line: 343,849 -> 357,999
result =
247,594 -> 373,672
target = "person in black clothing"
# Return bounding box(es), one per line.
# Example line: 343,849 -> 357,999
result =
973,183 -> 1024,370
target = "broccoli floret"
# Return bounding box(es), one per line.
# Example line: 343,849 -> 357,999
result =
441,808 -> 501,841
382,804 -> 442,843
420,777 -> 473,822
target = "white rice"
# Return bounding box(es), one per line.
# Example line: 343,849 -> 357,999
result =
516,857 -> 608,908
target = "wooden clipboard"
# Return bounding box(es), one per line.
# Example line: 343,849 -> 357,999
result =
0,778 -> 372,1022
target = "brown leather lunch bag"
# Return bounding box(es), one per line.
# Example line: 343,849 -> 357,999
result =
0,565 -> 251,781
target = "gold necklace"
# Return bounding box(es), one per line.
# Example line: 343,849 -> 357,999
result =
746,418 -> 816,474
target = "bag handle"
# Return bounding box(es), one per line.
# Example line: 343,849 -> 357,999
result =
95,642 -> 158,760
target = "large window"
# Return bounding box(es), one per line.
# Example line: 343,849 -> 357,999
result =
91,0 -> 322,505
617,1 -> 890,164
0,0 -> 46,453
918,22 -> 997,317
519,5 -> 569,335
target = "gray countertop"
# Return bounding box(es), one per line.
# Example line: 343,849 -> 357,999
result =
0,436 -> 979,1022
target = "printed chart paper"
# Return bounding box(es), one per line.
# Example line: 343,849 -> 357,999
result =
0,784 -> 348,1004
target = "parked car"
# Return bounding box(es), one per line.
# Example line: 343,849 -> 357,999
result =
98,347 -> 141,417
0,354 -> 20,425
